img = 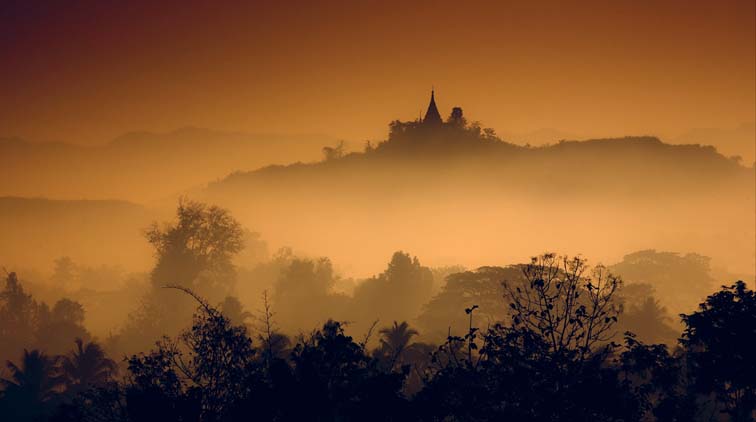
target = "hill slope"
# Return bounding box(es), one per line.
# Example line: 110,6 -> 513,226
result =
0,128 -> 331,201
204,135 -> 754,276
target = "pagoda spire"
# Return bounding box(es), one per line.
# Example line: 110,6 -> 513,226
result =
423,89 -> 442,125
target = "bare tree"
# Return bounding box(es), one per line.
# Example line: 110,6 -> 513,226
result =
503,253 -> 621,359
255,290 -> 290,364
133,285 -> 256,420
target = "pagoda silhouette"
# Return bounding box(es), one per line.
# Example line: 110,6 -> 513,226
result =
423,90 -> 443,125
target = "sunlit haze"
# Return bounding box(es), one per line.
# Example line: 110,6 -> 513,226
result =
1,2 -> 754,420
2,1 -> 754,160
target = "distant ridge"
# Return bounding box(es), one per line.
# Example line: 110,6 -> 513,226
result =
211,135 -> 750,195
0,128 -> 331,201
109,126 -> 332,148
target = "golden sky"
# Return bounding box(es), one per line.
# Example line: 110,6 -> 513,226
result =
1,0 -> 754,146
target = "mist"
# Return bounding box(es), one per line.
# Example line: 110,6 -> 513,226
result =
3,104 -> 753,342
1,1 -> 755,419
3,98 -> 754,421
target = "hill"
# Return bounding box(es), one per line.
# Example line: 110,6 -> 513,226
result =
213,134 -> 750,197
0,128 -> 331,201
203,132 -> 754,276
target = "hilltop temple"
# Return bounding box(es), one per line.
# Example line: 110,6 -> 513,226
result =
380,89 -> 494,152
420,90 -> 464,126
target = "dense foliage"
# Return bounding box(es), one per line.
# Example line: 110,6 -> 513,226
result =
1,269 -> 753,421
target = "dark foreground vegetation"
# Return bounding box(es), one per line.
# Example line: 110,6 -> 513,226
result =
1,201 -> 753,421
1,271 -> 753,421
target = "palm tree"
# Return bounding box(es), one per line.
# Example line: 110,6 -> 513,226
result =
0,349 -> 63,419
219,296 -> 252,326
378,321 -> 419,367
60,338 -> 117,394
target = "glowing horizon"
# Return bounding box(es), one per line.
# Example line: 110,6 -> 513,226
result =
1,1 -> 753,160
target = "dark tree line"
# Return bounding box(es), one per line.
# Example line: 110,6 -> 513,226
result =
0,272 -> 91,364
0,338 -> 117,421
1,263 -> 751,421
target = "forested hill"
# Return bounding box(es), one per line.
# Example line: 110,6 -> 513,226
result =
0,128 -> 328,201
210,135 -> 752,197
200,133 -> 754,276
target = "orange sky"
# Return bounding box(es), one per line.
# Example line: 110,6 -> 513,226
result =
1,0 -> 754,146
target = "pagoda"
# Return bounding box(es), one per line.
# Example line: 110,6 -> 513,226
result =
422,90 -> 443,125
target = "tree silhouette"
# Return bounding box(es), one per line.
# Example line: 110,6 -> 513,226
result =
0,272 -> 39,362
681,280 -> 756,420
353,252 -> 434,328
60,338 -> 117,395
255,290 -> 290,364
504,253 -> 621,359
0,272 -> 94,369
619,333 -> 691,421
52,299 -> 86,325
146,199 -> 244,296
51,256 -> 77,291
219,295 -> 252,327
415,255 -> 635,420
610,249 -> 716,315
418,266 -> 520,341
35,298 -> 91,355
273,257 -> 348,331
377,321 -> 419,369
126,286 -> 258,421
285,320 -> 408,421
447,107 -> 466,127
0,349 -> 64,421
618,286 -> 678,345
418,311 -> 641,421
321,140 -> 345,161
120,199 -> 246,353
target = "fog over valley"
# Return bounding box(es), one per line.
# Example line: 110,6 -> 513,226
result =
1,2 -> 754,417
